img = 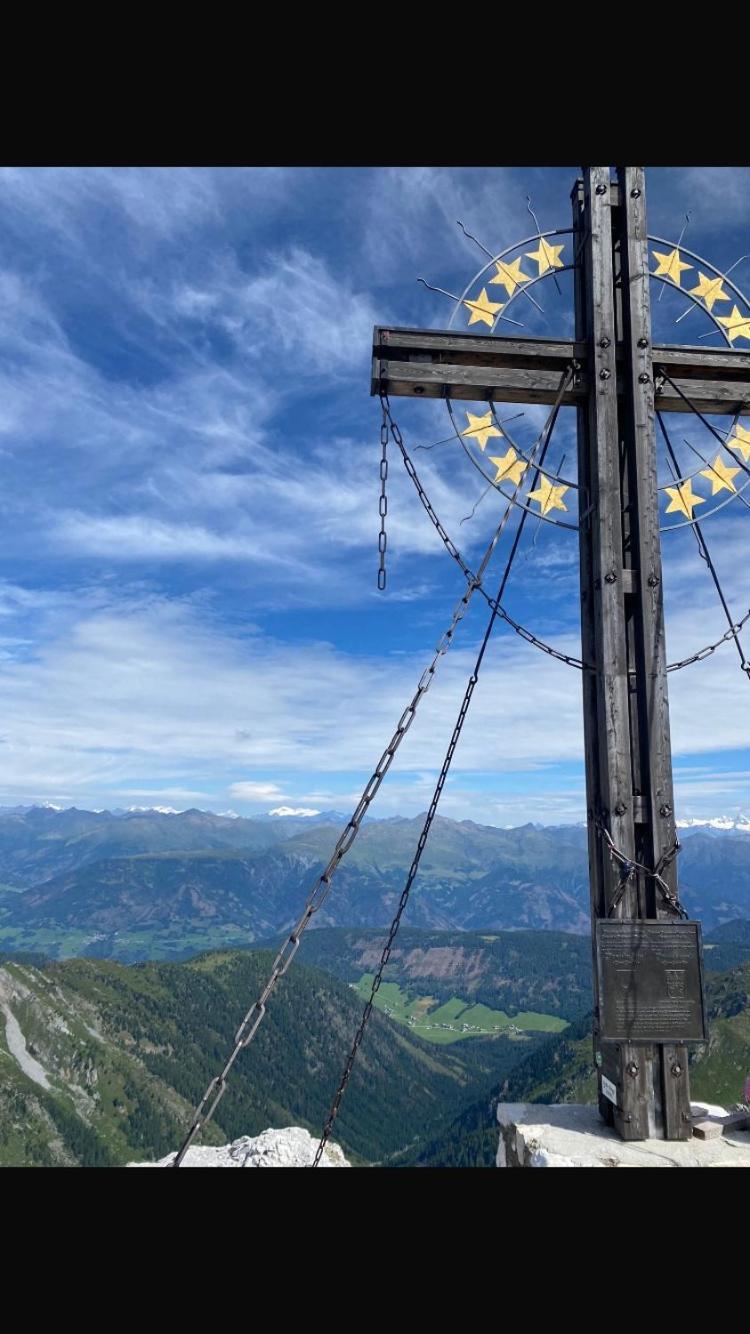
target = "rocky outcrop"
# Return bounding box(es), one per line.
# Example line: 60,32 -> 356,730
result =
128,1126 -> 350,1167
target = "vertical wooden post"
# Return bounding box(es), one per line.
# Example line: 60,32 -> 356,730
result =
618,165 -> 692,1138
574,166 -> 693,1140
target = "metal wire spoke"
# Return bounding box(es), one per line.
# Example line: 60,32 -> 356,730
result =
312,387 -> 562,1166
655,370 -> 750,482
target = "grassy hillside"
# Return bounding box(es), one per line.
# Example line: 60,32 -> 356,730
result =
0,949 -> 540,1166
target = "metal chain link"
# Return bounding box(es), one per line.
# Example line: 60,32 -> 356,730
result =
313,374 -> 573,1166
170,501 -> 521,1166
595,819 -> 686,919
385,398 -> 749,677
665,608 -> 750,671
378,404 -> 388,590
656,408 -> 750,682
381,394 -> 587,672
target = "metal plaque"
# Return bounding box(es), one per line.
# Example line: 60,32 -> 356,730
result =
596,921 -> 707,1044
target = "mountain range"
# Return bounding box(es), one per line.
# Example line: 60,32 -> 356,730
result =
2,935 -> 748,1168
1,805 -> 750,961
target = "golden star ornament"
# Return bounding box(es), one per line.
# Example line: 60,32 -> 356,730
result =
730,424 -> 750,461
652,248 -> 693,286
527,476 -> 568,514
717,306 -> 750,343
464,287 -> 504,328
700,455 -> 740,495
525,238 -> 564,276
688,272 -> 730,313
489,446 -> 527,487
664,479 -> 705,518
462,411 -> 502,451
489,257 -> 531,295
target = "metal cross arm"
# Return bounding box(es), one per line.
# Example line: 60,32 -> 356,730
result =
372,326 -> 750,415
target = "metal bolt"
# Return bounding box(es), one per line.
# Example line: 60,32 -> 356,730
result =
647,573 -> 659,587
639,372 -> 650,384
600,337 -> 611,349
631,188 -> 641,198
600,369 -> 611,380
660,803 -> 672,818
615,801 -> 627,816
605,571 -> 616,583
596,183 -> 607,195
627,1060 -> 639,1077
624,1114 -> 632,1123
637,337 -> 648,348
672,1063 -> 683,1077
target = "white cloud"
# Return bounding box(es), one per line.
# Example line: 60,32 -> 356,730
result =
0,583 -> 746,820
229,781 -> 287,801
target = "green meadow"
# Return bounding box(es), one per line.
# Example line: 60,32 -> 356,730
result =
352,975 -> 568,1045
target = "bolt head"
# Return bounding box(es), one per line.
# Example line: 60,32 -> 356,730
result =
605,571 -> 616,583
615,802 -> 627,816
631,187 -> 641,198
660,803 -> 672,818
600,337 -> 611,349
639,372 -> 650,384
600,369 -> 611,380
637,337 -> 649,348
672,1064 -> 683,1077
596,183 -> 607,195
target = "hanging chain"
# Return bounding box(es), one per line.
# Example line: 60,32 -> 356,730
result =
313,374 -> 572,1166
657,409 -> 750,682
595,820 -> 686,919
170,463 -> 528,1166
377,404 -> 388,590
385,396 -> 749,677
665,608 -> 750,671
381,386 -> 587,672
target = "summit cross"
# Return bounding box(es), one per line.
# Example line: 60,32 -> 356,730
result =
371,166 -> 750,1141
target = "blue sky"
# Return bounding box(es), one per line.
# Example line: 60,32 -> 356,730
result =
1,164 -> 750,824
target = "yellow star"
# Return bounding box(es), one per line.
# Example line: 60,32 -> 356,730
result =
700,455 -> 740,495
525,238 -> 565,276
688,271 -> 731,312
717,305 -> 750,343
730,423 -> 750,461
489,256 -> 531,295
462,411 -> 502,451
527,476 -> 568,515
664,480 -> 705,518
463,287 -> 504,328
652,247 -> 693,286
489,447 -> 527,487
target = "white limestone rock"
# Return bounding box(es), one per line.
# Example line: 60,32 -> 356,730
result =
497,1102 -> 750,1168
128,1126 -> 350,1168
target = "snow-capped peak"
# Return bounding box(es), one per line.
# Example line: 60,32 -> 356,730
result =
268,806 -> 321,818
125,805 -> 182,815
676,813 -> 750,833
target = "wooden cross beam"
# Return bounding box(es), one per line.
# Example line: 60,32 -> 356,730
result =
371,166 -> 734,1143
372,328 -> 750,415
